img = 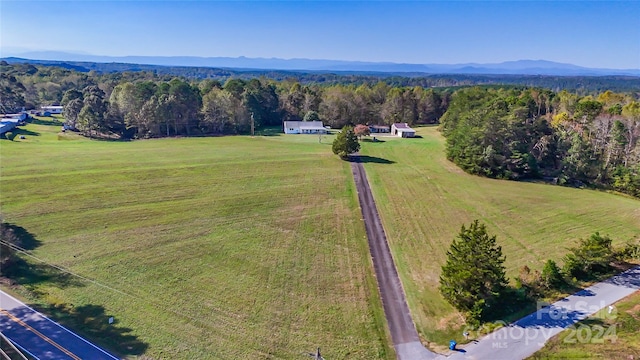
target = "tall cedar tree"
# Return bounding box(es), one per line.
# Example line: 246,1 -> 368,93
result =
332,126 -> 360,159
439,220 -> 508,325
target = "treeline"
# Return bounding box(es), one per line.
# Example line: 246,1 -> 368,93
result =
3,60 -> 640,114
1,62 -> 176,110
62,78 -> 445,138
440,87 -> 640,197
1,62 -> 447,137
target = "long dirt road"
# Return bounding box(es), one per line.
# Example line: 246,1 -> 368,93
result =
350,155 -> 436,360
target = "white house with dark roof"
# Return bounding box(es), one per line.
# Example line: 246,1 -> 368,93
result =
391,123 -> 416,138
283,121 -> 328,134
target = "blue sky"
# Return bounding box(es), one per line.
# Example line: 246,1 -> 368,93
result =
1,1 -> 639,69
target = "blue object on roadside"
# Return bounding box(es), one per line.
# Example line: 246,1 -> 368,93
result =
449,340 -> 457,350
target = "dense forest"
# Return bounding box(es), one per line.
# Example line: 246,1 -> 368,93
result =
0,61 -> 445,137
440,87 -> 640,197
2,61 -> 639,197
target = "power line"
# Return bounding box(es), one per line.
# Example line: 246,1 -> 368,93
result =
0,239 -> 255,339
1,240 -> 131,298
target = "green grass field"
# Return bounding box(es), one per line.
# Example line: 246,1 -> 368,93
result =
3,120 -> 639,358
360,127 -> 640,348
528,291 -> 640,359
0,119 -> 391,359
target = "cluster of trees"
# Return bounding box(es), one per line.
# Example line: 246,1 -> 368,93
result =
440,220 -> 639,326
2,62 -> 447,138
517,231 -> 640,301
0,61 -> 174,111
56,77 -> 444,138
0,71 -> 26,114
440,87 -> 640,197
61,86 -> 109,137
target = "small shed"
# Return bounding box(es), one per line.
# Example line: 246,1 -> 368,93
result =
391,123 -> 416,138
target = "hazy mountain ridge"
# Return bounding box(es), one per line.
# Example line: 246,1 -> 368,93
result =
2,50 -> 638,76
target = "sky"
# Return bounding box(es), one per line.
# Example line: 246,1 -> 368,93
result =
1,1 -> 639,69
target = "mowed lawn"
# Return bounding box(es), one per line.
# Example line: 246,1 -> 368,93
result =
0,120 -> 390,359
360,127 -> 640,346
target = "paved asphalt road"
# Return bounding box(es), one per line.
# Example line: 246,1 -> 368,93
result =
441,266 -> 640,360
350,155 -> 437,360
0,290 -> 119,360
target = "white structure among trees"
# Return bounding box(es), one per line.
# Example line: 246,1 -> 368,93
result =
41,105 -> 63,114
283,121 -> 328,134
391,123 -> 416,137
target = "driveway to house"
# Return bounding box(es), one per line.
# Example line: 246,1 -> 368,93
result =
350,154 -> 437,360
0,290 -> 119,360
440,266 -> 640,360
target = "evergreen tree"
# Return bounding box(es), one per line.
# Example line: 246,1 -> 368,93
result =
439,220 -> 508,325
563,232 -> 614,279
332,126 -> 360,159
541,259 -> 565,289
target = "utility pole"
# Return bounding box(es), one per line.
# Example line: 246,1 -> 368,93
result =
251,112 -> 255,137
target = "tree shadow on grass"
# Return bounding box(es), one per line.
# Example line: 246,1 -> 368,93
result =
4,259 -> 86,289
257,127 -> 283,136
1,221 -> 148,357
2,223 -> 41,251
30,117 -> 63,126
1,223 -> 82,288
348,155 -> 395,164
6,128 -> 41,140
89,136 -> 129,143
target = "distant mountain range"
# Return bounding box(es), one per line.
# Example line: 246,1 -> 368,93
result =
2,50 -> 639,76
